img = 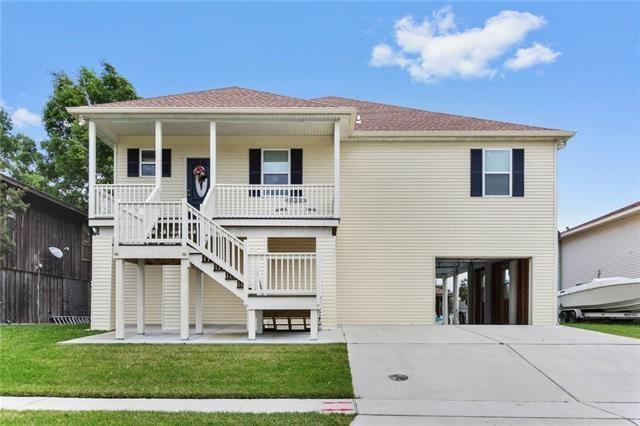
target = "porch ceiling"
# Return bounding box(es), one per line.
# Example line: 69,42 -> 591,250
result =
94,116 -> 348,144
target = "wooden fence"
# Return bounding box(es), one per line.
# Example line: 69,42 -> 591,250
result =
0,269 -> 90,323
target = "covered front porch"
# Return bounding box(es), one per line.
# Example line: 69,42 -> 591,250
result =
84,112 -> 348,224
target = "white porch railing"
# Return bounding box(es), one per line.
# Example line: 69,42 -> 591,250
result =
115,201 -> 183,245
93,184 -> 155,218
212,184 -> 335,219
248,253 -> 320,296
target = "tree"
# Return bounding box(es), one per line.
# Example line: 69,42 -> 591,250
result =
40,61 -> 138,208
459,278 -> 468,304
0,181 -> 28,259
0,109 -> 48,190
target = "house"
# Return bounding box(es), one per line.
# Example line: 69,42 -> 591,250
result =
0,173 -> 91,323
559,201 -> 640,289
66,86 -> 574,340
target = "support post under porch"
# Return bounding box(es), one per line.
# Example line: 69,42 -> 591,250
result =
136,259 -> 145,335
195,269 -> 204,335
247,309 -> 256,340
452,269 -> 460,325
180,259 -> 190,340
115,259 -> 125,339
442,274 -> 449,325
310,309 -> 319,340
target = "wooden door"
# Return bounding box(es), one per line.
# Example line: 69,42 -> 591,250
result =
516,259 -> 530,325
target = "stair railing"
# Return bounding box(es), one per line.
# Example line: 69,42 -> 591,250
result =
183,202 -> 245,283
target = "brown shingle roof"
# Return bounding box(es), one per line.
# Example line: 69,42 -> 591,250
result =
94,86 -> 328,108
92,86 -> 556,131
312,96 -> 553,131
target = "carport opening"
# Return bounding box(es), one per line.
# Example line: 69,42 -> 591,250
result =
436,258 -> 530,325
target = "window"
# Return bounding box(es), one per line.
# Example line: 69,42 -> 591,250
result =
140,150 -> 156,177
81,224 -> 92,262
483,149 -> 511,196
262,150 -> 289,184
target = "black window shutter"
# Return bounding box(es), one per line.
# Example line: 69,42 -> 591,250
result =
249,149 -> 261,197
470,149 -> 483,197
290,149 -> 303,197
512,149 -> 524,197
162,149 -> 171,177
127,148 -> 139,177
290,149 -> 303,184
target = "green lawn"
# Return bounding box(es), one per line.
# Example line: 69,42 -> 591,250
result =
0,325 -> 353,398
564,321 -> 640,339
0,411 -> 355,425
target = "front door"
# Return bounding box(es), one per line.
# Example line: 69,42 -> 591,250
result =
186,158 -> 210,208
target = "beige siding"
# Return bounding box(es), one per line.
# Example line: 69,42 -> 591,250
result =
318,236 -> 337,329
561,213 -> 640,288
162,266 -> 180,330
151,266 -> 246,329
90,236 -> 114,330
337,140 -> 558,325
123,263 -> 162,324
115,136 -> 333,201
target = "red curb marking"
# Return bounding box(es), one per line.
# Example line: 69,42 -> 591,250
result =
322,401 -> 352,404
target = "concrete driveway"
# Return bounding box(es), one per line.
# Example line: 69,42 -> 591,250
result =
344,325 -> 640,425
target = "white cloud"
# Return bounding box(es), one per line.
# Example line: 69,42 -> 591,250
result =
505,42 -> 561,70
11,107 -> 41,129
370,6 -> 558,83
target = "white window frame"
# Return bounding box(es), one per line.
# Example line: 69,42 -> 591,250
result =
140,149 -> 156,177
482,148 -> 512,197
261,149 -> 290,185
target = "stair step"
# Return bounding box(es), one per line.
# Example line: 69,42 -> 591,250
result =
213,264 -> 223,272
201,255 -> 212,263
236,280 -> 243,289
225,272 -> 234,280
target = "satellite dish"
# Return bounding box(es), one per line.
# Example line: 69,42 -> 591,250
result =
49,247 -> 64,259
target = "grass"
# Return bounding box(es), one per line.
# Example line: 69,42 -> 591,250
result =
0,324 -> 353,398
0,411 -> 355,425
564,321 -> 640,339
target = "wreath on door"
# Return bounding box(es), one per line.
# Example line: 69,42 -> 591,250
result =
192,165 -> 208,197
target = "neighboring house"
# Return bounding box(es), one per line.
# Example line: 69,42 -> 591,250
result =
0,174 -> 91,323
67,86 -> 574,340
559,201 -> 640,289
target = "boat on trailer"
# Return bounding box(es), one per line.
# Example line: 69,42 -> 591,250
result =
558,277 -> 640,322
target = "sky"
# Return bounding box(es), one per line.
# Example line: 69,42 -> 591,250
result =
1,1 -> 638,229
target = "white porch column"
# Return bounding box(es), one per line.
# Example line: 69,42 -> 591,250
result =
256,310 -> 263,335
333,121 -> 340,217
209,121 -> 217,186
310,309 -> 319,340
180,259 -> 190,340
136,260 -> 145,335
88,120 -> 96,217
155,120 -> 163,190
115,259 -> 125,339
453,270 -> 459,325
247,309 -> 257,340
195,269 -> 204,335
442,275 -> 449,325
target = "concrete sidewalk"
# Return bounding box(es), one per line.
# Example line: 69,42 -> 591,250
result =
1,396 -> 355,414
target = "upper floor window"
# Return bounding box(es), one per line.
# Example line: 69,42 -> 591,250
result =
483,149 -> 511,196
262,150 -> 289,184
140,150 -> 156,177
470,148 -> 524,198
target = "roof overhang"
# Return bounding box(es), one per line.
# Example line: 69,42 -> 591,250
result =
560,203 -> 640,239
348,130 -> 575,146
